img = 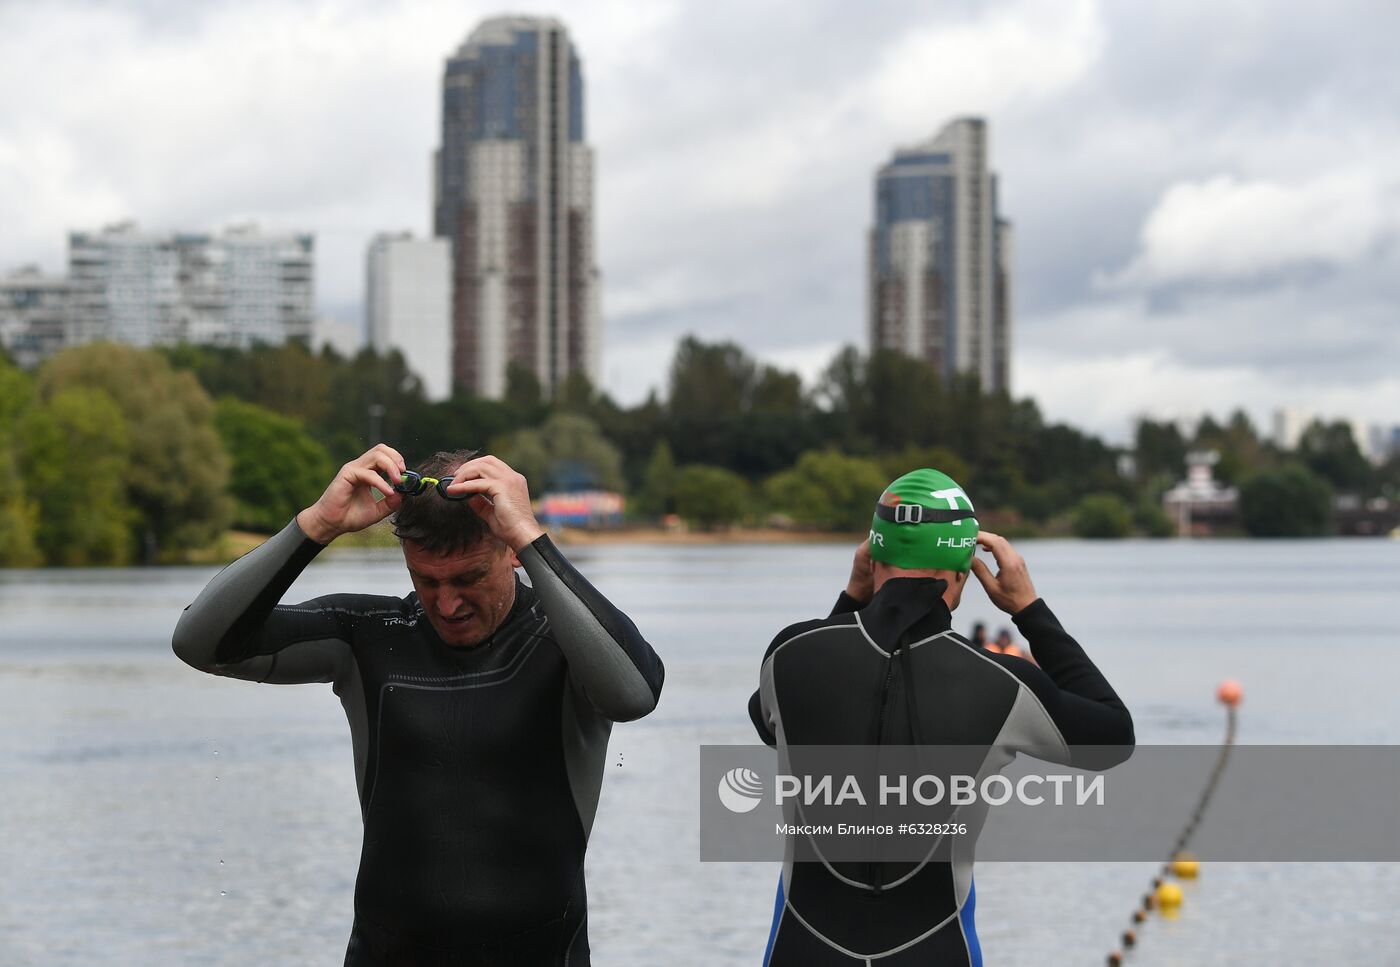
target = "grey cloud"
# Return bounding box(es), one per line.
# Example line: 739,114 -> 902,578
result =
4,0 -> 1399,436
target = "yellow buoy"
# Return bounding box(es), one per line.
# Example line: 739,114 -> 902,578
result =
1171,854 -> 1200,879
1156,881 -> 1183,910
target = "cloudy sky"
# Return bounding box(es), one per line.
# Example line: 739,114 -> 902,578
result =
3,0 -> 1398,440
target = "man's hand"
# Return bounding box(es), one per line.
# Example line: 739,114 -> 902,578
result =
969,530 -> 1039,615
443,455 -> 546,551
296,444 -> 406,544
845,539 -> 874,604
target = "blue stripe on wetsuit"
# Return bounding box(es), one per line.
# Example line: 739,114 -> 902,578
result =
763,877 -> 785,966
960,878 -> 983,967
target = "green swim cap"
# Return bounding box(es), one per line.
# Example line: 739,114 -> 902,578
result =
868,469 -> 979,571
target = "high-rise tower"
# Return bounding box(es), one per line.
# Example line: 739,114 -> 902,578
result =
433,16 -> 599,400
868,118 -> 1013,393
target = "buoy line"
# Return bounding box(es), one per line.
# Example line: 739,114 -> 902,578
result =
1104,680 -> 1242,966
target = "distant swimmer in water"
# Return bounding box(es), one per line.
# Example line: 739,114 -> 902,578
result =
990,626 -> 1036,664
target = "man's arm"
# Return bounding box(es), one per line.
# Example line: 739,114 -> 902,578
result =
444,455 -> 663,722
173,445 -> 409,685
972,531 -> 1134,768
171,517 -> 354,685
518,535 -> 664,722
997,599 -> 1134,750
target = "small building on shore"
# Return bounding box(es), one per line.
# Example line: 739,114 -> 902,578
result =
1333,494 -> 1400,536
1162,451 -> 1239,536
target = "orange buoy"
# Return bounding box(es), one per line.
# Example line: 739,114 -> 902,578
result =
1217,680 -> 1243,707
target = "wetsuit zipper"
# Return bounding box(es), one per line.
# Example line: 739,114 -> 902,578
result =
868,654 -> 897,897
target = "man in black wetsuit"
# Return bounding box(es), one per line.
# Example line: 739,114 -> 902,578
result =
173,445 -> 664,965
749,468 -> 1133,966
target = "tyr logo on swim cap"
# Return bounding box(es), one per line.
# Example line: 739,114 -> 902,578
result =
868,468 -> 979,572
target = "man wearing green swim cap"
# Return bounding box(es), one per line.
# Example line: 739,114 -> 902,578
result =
751,468 -> 1134,966
868,465 -> 982,573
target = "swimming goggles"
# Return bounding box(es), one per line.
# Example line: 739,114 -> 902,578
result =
392,471 -> 471,501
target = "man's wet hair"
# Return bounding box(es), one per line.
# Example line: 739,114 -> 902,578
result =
391,449 -> 498,556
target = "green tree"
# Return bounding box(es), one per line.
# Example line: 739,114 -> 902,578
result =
880,446 -> 971,491
1134,419 -> 1187,480
673,464 -> 749,529
764,450 -> 889,531
1297,420 -> 1373,493
37,344 -> 230,561
1133,497 -> 1176,538
1239,465 -> 1332,537
164,342 -> 332,428
0,360 -> 42,565
634,441 -> 677,518
816,347 -> 946,454
494,412 -> 625,493
214,397 -> 336,532
1192,409 -> 1269,485
665,336 -> 815,475
668,337 -> 757,423
556,369 -> 601,413
321,347 -> 429,462
0,475 -> 42,568
17,387 -> 136,565
411,395 -> 523,461
1072,493 -> 1133,538
504,361 -> 546,416
0,356 -> 32,449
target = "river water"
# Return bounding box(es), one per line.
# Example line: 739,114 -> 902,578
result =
2,538 -> 1398,965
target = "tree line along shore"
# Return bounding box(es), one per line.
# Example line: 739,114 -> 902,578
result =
1,338 -> 1391,567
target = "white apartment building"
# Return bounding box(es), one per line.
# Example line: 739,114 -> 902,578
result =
0,266 -> 71,368
67,222 -> 314,350
366,233 -> 451,401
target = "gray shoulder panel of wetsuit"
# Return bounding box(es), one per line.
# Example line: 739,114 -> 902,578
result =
517,534 -> 664,722
171,517 -> 352,685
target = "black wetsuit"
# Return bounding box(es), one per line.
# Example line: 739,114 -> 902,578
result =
749,579 -> 1133,966
172,520 -> 664,966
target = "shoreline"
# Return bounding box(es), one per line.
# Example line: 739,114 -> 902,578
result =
190,525 -> 860,565
547,526 -> 857,546
15,524 -> 1397,570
